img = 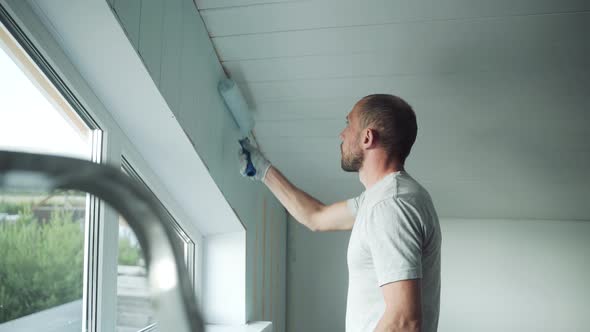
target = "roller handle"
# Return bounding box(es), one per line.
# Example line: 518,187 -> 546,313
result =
239,139 -> 257,177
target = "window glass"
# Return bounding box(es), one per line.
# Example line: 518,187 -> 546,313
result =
116,216 -> 154,332
0,23 -> 91,159
0,189 -> 87,328
0,20 -> 94,330
116,163 -> 195,332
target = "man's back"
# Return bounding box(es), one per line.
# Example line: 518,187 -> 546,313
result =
346,170 -> 441,332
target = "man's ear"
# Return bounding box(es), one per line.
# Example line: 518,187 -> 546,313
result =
362,128 -> 377,149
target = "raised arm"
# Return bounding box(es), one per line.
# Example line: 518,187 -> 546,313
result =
264,166 -> 355,232
238,140 -> 355,232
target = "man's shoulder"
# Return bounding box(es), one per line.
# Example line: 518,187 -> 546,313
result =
364,196 -> 401,216
367,181 -> 434,217
396,173 -> 429,196
354,173 -> 433,214
373,176 -> 428,205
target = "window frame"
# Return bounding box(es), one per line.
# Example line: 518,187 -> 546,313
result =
121,156 -> 197,288
119,156 -> 197,332
0,6 -> 104,331
0,2 -> 203,331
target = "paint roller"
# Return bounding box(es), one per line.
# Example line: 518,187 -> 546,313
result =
218,78 -> 257,177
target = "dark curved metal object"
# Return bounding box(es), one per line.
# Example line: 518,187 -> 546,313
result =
0,150 -> 204,332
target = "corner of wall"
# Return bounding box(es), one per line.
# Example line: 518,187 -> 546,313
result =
203,231 -> 246,324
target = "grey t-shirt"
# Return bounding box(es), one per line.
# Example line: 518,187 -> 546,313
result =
346,171 -> 441,332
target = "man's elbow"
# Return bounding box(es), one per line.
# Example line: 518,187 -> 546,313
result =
395,318 -> 420,332
306,208 -> 325,232
307,222 -> 322,232
378,320 -> 420,332
293,215 -> 320,232
376,312 -> 421,332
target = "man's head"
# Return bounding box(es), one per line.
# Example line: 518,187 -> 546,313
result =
339,94 -> 417,172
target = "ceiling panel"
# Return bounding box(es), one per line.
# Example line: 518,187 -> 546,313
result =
253,99 -> 352,121
197,1 -> 590,220
194,0 -> 293,10
211,12 -> 588,61
243,69 -> 588,105
200,0 -> 590,37
224,43 -> 588,83
251,85 -> 589,122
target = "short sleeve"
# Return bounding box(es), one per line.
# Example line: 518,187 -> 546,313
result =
346,192 -> 365,216
365,199 -> 423,286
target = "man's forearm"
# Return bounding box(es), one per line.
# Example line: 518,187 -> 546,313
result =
374,312 -> 420,332
263,166 -> 325,231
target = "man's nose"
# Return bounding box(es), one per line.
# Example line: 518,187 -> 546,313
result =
339,129 -> 345,141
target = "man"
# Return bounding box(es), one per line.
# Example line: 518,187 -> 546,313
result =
239,94 -> 441,332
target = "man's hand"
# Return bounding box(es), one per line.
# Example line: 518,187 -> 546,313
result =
238,139 -> 271,182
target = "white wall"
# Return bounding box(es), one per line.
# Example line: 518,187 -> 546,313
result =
203,232 -> 246,324
286,217 -> 349,332
439,218 -> 590,332
287,216 -> 590,332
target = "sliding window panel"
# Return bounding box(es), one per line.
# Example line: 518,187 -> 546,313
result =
117,159 -> 196,332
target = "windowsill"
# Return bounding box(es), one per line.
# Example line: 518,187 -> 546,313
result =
205,321 -> 272,332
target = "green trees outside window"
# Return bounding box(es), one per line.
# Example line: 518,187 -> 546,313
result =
0,200 -> 83,323
0,196 -> 143,324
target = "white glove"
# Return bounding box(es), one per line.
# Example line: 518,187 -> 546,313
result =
238,139 -> 271,182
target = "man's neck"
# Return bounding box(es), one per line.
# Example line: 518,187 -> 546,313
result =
358,154 -> 404,190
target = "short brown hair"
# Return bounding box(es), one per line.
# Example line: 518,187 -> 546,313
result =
358,94 -> 417,165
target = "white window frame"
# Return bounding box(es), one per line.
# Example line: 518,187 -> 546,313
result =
0,2 -> 203,332
121,156 -> 197,288
0,7 -> 104,331
118,156 -> 198,332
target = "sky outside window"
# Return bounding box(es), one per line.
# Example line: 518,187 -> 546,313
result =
0,21 -> 93,330
0,33 -> 89,159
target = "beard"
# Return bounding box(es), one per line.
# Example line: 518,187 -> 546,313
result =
340,143 -> 363,172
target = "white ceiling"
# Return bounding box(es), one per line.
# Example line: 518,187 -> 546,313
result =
195,0 -> 590,220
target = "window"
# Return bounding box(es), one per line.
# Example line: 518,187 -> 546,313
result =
0,16 -> 101,331
116,159 -> 195,332
0,20 -> 93,159
0,5 -> 201,331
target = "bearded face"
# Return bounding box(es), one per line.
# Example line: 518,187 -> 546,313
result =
340,137 -> 364,172
340,101 -> 366,172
